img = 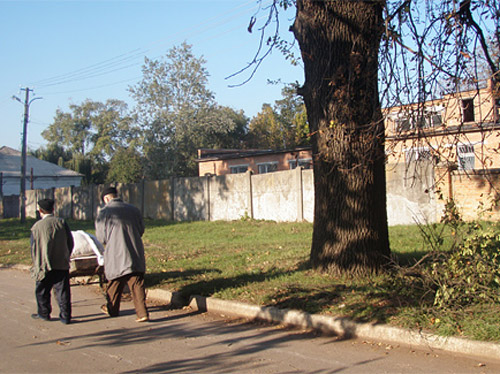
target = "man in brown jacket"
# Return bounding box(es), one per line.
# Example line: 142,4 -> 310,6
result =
96,187 -> 149,322
30,198 -> 74,324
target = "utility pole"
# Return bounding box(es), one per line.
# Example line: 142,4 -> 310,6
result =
12,88 -> 42,223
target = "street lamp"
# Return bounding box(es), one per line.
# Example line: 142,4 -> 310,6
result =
12,88 -> 42,223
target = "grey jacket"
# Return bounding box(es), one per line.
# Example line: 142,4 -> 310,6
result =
95,198 -> 146,281
30,214 -> 74,282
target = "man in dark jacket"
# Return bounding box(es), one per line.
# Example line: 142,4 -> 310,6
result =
95,187 -> 149,322
30,198 -> 74,324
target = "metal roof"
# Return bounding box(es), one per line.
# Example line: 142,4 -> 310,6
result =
197,146 -> 312,162
0,146 -> 83,178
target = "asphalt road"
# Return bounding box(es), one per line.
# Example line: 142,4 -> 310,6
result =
1,267 -> 500,374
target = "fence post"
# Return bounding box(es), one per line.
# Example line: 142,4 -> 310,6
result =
70,185 -> 74,220
247,170 -> 254,219
296,166 -> 304,222
205,175 -> 211,221
170,177 -> 175,221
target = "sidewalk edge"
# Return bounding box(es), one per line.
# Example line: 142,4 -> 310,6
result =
148,290 -> 500,361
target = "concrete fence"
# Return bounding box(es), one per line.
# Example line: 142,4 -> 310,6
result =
2,163 -> 445,226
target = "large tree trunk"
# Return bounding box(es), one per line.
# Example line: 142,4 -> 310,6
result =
292,0 -> 390,274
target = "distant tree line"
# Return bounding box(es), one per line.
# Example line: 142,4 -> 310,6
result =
31,42 -> 309,185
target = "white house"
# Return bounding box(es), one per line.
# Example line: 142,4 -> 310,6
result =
0,146 -> 83,196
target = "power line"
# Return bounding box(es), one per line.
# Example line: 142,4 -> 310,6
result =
29,0 -> 264,90
39,75 -> 143,96
32,49 -> 146,87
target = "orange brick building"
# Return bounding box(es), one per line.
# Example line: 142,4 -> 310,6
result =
197,147 -> 313,176
197,79 -> 500,222
385,79 -> 500,220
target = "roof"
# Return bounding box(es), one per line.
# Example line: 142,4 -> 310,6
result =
197,146 -> 312,162
0,146 -> 83,178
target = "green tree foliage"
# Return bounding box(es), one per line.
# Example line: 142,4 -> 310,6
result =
129,42 -> 249,178
30,144 -> 72,167
247,104 -> 283,149
247,84 -> 309,149
43,100 -> 95,156
107,147 -> 144,183
274,84 -> 309,147
42,99 -> 135,184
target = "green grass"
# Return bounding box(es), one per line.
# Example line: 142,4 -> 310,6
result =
1,218 -> 498,342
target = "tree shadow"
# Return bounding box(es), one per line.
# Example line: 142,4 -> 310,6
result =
20,306 -> 386,374
158,252 -> 434,327
143,253 -> 430,326
261,281 -> 411,325
145,268 -> 222,290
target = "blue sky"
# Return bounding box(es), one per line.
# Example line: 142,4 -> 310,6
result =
1,0 -> 303,151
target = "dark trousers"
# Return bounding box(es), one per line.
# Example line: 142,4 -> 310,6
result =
105,272 -> 148,319
35,269 -> 71,322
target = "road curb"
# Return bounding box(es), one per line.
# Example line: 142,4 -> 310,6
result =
147,289 -> 500,362
8,267 -> 499,361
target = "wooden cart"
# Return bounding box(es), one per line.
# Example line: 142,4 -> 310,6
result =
69,255 -> 106,288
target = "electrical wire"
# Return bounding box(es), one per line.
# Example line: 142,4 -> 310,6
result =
29,0 -> 268,91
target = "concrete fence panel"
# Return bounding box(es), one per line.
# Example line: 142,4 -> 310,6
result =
209,173 -> 252,221
386,161 -> 437,226
252,170 -> 301,222
55,187 -> 72,218
302,169 -> 315,222
144,180 -> 173,220
25,190 -> 38,218
3,195 -> 19,218
72,185 -> 93,220
174,176 -> 207,221
9,164 -> 491,226
118,182 -> 143,213
26,188 -> 54,218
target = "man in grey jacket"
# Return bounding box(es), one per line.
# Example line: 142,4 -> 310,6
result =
95,187 -> 149,322
30,198 -> 74,324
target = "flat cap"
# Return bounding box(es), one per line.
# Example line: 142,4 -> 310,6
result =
38,198 -> 54,212
101,186 -> 118,202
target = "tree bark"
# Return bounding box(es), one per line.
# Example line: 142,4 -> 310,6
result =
292,0 -> 390,274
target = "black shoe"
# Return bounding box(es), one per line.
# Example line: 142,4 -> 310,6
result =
60,319 -> 71,325
31,313 -> 50,321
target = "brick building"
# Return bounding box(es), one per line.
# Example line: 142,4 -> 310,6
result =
197,147 -> 313,176
385,79 -> 500,220
197,79 -> 500,221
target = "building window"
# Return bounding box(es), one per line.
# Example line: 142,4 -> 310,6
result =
424,106 -> 443,127
457,144 -> 475,170
461,98 -> 475,123
405,147 -> 432,164
257,162 -> 278,174
289,158 -> 313,170
395,117 -> 412,132
230,165 -> 248,174
394,106 -> 443,132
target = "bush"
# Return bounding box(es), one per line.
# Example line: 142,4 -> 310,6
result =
397,199 -> 500,311
430,224 -> 500,308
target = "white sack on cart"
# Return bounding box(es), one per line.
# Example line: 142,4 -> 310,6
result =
71,230 -> 104,266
